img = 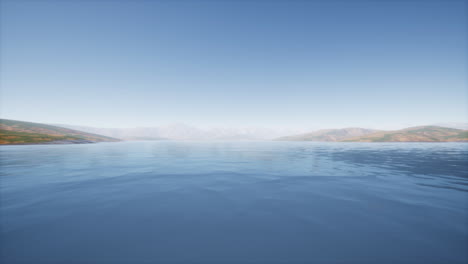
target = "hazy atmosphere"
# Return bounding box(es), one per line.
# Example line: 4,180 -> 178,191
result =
1,1 -> 467,264
1,0 -> 466,130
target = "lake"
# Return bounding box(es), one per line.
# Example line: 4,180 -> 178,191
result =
1,141 -> 467,263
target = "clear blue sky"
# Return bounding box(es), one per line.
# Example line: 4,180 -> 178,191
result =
1,0 -> 466,129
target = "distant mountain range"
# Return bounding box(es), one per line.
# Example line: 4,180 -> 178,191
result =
277,126 -> 468,142
54,123 -> 305,141
276,128 -> 378,141
59,123 -> 468,142
1,119 -> 467,144
343,126 -> 468,142
0,119 -> 120,145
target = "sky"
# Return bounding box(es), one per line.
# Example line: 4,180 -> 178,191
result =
1,0 -> 467,130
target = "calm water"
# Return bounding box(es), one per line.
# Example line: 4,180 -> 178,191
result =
1,141 -> 467,264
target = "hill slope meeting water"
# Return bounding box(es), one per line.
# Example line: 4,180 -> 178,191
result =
0,119 -> 120,145
277,126 -> 468,142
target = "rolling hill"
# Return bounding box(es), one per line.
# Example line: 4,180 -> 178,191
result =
343,126 -> 468,142
0,119 -> 120,145
276,128 -> 379,142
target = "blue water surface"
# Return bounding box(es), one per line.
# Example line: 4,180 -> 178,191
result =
1,141 -> 467,264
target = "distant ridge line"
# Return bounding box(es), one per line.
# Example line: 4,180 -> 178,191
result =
277,126 -> 468,142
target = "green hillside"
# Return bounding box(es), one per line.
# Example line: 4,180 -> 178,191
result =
0,119 -> 120,145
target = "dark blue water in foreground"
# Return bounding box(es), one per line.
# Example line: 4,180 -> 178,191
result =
1,141 -> 467,264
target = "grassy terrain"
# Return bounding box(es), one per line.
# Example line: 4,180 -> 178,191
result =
0,119 -> 120,144
0,130 -> 81,144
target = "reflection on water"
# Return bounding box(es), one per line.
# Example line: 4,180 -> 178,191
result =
1,141 -> 467,264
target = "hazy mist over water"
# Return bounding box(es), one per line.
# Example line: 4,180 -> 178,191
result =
1,1 -> 467,263
1,141 -> 467,263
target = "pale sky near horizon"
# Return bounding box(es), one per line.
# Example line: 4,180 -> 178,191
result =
1,0 -> 467,130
